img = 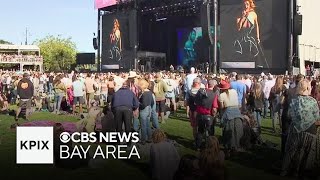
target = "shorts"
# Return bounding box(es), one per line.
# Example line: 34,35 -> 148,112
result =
73,96 -> 84,105
19,99 -> 32,108
86,93 -> 94,100
156,100 -> 166,113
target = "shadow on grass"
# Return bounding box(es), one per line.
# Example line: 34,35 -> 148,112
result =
170,114 -> 190,122
165,133 -> 194,149
227,145 -> 282,176
122,159 -> 150,178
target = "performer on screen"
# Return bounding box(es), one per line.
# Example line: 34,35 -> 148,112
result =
109,18 -> 122,62
110,19 -> 122,52
233,0 -> 265,66
184,30 -> 197,67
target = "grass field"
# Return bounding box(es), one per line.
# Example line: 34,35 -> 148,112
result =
0,109 -> 292,180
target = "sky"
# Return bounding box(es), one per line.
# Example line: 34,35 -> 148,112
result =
0,0 -> 97,52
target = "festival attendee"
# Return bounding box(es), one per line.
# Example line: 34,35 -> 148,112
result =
251,82 -> 264,129
218,80 -> 244,155
53,74 -> 66,114
198,136 -> 226,180
100,77 -> 108,105
230,74 -> 247,109
280,74 -> 304,156
184,67 -> 198,117
128,71 -> 140,133
150,129 -> 180,180
164,74 -> 178,116
111,80 -> 139,135
84,73 -> 95,109
262,74 -> 274,118
93,75 -> 101,106
15,73 -> 34,121
281,79 -> 320,178
153,73 -> 168,123
71,75 -> 85,115
107,76 -> 115,104
0,93 -> 9,113
101,103 -> 115,133
186,77 -> 202,146
194,80 -> 219,149
137,79 -> 154,144
269,76 -> 286,133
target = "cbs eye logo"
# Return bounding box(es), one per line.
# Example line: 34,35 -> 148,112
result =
59,132 -> 71,143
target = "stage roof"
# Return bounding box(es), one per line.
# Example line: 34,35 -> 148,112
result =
99,0 -> 203,16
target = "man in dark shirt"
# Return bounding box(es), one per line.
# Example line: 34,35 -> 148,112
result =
112,80 -> 139,135
195,80 -> 219,149
16,73 -> 34,121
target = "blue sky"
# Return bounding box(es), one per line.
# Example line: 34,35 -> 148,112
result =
0,0 -> 97,52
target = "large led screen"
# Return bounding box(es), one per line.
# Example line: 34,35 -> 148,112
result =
101,12 -> 132,70
220,0 -> 288,69
177,27 -> 203,67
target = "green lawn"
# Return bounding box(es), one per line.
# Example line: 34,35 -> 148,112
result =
0,109 -> 292,179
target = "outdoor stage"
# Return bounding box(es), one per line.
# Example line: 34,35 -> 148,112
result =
95,0 -> 297,74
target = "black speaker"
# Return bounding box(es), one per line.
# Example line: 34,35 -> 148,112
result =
292,56 -> 300,67
76,53 -> 95,64
200,3 -> 214,46
93,38 -> 98,50
294,14 -> 302,35
129,10 -> 138,48
200,4 -> 210,46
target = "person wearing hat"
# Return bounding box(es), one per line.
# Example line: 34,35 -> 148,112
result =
218,80 -> 244,154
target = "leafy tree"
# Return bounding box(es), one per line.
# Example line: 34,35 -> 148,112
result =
0,39 -> 13,44
34,36 -> 77,72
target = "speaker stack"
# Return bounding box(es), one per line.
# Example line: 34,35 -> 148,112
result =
294,14 -> 302,35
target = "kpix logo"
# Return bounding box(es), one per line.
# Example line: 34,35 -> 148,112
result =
20,140 -> 50,150
16,127 -> 53,164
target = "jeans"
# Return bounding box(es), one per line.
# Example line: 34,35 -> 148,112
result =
151,94 -> 159,129
272,109 -> 282,131
263,98 -> 269,118
100,93 -> 108,103
196,114 -> 214,149
48,83 -> 53,94
254,110 -> 262,128
53,93 -> 64,113
139,106 -> 152,142
113,106 -> 133,134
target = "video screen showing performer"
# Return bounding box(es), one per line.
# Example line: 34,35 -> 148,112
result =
109,19 -> 122,62
233,0 -> 269,68
177,27 -> 202,68
220,0 -> 289,70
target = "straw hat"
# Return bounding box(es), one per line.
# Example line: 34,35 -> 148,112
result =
128,71 -> 138,78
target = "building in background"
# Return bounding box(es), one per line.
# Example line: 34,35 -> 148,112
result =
297,0 -> 320,75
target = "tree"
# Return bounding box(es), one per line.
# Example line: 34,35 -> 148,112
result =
34,36 -> 77,72
0,39 -> 13,44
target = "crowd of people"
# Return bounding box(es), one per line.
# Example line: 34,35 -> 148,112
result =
0,67 -> 320,179
0,54 -> 43,63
